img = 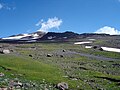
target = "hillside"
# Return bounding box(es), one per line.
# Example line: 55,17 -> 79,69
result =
0,32 -> 120,90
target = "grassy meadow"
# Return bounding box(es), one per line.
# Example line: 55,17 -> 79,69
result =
0,42 -> 120,90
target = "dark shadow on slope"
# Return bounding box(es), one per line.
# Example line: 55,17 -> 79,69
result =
95,76 -> 120,83
0,65 -> 12,71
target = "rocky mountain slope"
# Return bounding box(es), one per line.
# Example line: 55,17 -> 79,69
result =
0,31 -> 120,90
0,31 -> 119,41
0,31 -> 120,48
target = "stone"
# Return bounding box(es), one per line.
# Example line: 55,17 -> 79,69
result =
93,46 -> 98,49
71,78 -> 78,81
47,54 -> 53,57
2,49 -> 10,54
29,54 -> 33,57
9,80 -> 23,88
24,83 -> 31,88
60,55 -> 64,57
99,48 -> 103,51
63,50 -> 66,52
9,80 -> 15,87
10,50 -> 14,52
102,65 -> 106,68
57,82 -> 68,90
0,72 -> 4,77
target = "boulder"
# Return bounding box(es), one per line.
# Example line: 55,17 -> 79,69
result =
57,82 -> 68,90
60,55 -> 64,57
0,49 -> 10,54
29,54 -> 33,57
9,80 -> 23,88
47,54 -> 53,57
102,65 -> 106,68
10,49 -> 14,52
63,50 -> 66,52
93,46 -> 98,49
99,48 -> 103,51
0,72 -> 4,77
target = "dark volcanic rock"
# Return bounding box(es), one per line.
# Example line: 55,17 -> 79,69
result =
39,31 -> 79,41
29,54 -> 33,57
47,54 -> 53,57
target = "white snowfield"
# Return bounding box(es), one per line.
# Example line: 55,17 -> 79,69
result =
85,46 -> 92,48
101,47 -> 120,53
74,42 -> 120,53
85,46 -> 120,53
74,41 -> 92,45
2,33 -> 40,40
2,34 -> 31,40
31,34 -> 39,39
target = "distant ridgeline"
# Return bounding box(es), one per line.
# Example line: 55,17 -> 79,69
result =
0,31 -> 120,43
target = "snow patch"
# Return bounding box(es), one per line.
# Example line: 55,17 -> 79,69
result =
3,49 -> 10,54
85,46 -> 92,49
48,36 -> 53,40
31,33 -> 39,39
63,37 -> 67,39
2,33 -> 40,40
74,41 -> 92,45
2,34 -> 31,40
101,47 -> 120,53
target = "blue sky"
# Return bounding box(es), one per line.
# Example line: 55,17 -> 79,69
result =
0,0 -> 120,37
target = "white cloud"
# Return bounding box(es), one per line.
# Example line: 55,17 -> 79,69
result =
95,26 -> 120,35
0,3 -> 15,11
0,3 -> 3,10
36,17 -> 62,32
36,19 -> 43,26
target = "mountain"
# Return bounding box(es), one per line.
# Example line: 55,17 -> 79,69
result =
0,31 -> 80,42
39,31 -> 79,40
1,31 -> 46,42
0,31 -> 120,48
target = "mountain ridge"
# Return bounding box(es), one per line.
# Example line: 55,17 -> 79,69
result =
0,31 -> 120,43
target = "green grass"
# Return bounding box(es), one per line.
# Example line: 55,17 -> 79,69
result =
0,54 -> 83,89
0,54 -> 64,83
0,43 -> 120,90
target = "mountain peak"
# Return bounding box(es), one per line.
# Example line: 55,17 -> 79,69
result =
2,31 -> 46,41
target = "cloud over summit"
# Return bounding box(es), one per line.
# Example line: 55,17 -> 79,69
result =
95,26 -> 120,35
36,17 -> 62,32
